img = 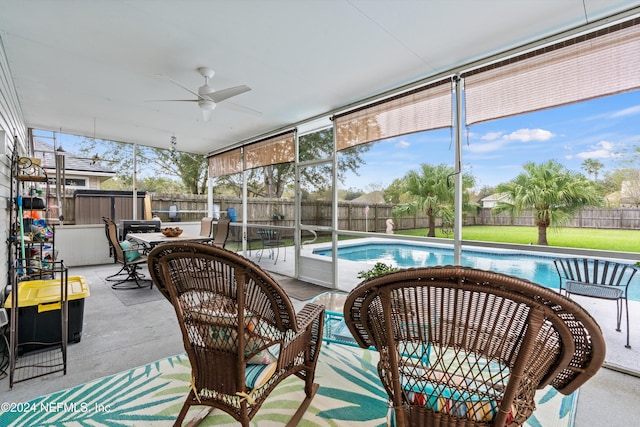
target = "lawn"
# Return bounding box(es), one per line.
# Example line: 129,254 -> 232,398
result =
397,226 -> 640,254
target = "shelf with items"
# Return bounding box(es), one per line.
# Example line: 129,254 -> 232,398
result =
5,139 -> 66,388
15,156 -> 48,182
13,156 -> 57,280
14,218 -> 57,281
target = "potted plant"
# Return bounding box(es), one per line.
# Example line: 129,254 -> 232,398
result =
357,262 -> 399,281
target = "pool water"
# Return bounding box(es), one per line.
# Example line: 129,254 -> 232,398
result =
314,242 -> 640,301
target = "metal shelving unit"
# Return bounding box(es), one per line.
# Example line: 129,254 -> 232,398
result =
6,136 -> 68,387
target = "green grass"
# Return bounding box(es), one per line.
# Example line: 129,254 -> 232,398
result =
224,225 -> 640,255
397,226 -> 640,253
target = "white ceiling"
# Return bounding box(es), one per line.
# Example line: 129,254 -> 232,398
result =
2,0 -> 639,155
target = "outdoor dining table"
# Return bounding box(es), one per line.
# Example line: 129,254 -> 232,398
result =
126,231 -> 212,251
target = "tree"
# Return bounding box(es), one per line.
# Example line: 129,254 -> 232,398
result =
581,158 -> 604,181
246,128 -> 370,198
602,168 -> 640,205
383,178 -> 405,204
392,163 -> 476,237
494,160 -> 603,245
78,138 -> 208,194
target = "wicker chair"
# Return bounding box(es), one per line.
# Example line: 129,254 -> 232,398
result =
148,242 -> 325,427
343,265 -> 606,427
102,217 -> 151,289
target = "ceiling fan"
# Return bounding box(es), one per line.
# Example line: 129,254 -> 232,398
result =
153,67 -> 251,121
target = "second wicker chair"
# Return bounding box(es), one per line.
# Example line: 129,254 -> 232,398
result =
344,265 -> 606,427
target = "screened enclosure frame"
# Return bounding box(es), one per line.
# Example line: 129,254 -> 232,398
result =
206,13 -> 640,288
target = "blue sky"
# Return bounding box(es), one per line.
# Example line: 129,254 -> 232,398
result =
342,90 -> 640,191
36,90 -> 639,192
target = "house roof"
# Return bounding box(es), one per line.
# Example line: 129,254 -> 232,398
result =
33,139 -> 116,177
2,2 -> 639,155
351,191 -> 386,205
480,193 -> 511,203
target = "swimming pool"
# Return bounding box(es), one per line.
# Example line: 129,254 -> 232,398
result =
313,241 -> 640,301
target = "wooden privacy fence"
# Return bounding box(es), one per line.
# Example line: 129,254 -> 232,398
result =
480,207 -> 640,229
49,191 -> 640,231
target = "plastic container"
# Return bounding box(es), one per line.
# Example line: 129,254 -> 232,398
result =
5,276 -> 90,354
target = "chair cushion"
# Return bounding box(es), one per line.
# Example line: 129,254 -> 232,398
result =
245,362 -> 277,389
387,369 -> 517,425
119,240 -> 142,262
246,344 -> 278,365
191,306 -> 277,364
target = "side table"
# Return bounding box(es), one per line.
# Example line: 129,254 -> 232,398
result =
311,291 -> 358,346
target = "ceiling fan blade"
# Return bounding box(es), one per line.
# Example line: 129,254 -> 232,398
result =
209,85 -> 251,103
156,74 -> 204,99
145,99 -> 199,103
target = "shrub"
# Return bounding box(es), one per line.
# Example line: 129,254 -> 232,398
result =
357,262 -> 399,280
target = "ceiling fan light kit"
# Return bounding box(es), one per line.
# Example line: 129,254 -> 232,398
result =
153,67 -> 250,121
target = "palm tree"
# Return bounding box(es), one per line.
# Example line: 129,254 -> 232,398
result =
581,158 -> 604,181
392,163 -> 475,237
494,160 -> 603,245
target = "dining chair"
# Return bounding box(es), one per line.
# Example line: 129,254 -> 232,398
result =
148,242 -> 325,427
199,217 -> 215,240
212,217 -> 231,248
102,217 -> 151,289
257,228 -> 286,264
344,265 -> 606,426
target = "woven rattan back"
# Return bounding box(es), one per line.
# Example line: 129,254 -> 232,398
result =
344,266 -> 605,427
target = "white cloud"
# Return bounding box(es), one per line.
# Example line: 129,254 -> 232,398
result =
610,105 -> 640,118
466,139 -> 507,153
576,141 -> 620,159
468,128 -> 554,153
503,128 -> 554,142
481,131 -> 503,141
395,140 -> 410,149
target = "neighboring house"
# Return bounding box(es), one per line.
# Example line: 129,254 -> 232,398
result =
620,180 -> 640,207
33,139 -> 116,190
350,191 -> 386,205
480,193 -> 511,209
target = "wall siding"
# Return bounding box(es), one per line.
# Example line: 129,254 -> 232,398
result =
1,36 -> 28,294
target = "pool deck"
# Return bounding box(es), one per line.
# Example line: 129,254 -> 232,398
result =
2,241 -> 640,426
254,243 -> 640,426
261,240 -> 640,374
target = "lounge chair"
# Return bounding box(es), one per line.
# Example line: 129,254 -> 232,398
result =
148,242 -> 325,427
554,257 -> 638,348
344,265 -> 605,426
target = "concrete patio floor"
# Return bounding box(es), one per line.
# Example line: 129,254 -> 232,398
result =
1,254 -> 639,426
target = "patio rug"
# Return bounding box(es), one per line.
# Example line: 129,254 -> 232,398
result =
0,344 -> 577,427
270,273 -> 328,301
108,279 -> 165,306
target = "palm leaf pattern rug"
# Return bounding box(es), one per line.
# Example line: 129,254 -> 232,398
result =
1,344 -> 576,426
